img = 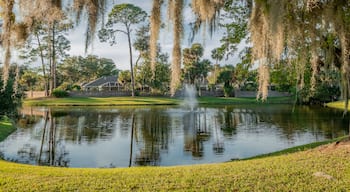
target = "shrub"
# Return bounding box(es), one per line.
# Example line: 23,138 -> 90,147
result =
52,89 -> 69,98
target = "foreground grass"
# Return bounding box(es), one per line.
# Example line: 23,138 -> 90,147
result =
1,141 -> 349,191
243,136 -> 347,160
0,116 -> 16,141
326,100 -> 350,111
24,96 -> 293,106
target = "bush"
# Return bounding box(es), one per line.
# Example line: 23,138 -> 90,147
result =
52,89 -> 69,98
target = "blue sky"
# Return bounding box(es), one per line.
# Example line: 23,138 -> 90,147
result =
67,0 -> 241,70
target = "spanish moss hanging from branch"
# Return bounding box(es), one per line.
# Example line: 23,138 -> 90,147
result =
170,0 -> 183,96
73,0 -> 106,52
150,0 -> 163,79
1,0 -> 15,88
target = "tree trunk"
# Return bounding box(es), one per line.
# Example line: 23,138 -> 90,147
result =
35,32 -> 48,97
127,26 -> 135,97
52,22 -> 57,90
129,113 -> 135,167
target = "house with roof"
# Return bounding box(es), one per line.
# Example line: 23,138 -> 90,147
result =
82,76 -> 121,91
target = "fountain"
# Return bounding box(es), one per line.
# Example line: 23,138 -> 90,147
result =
182,84 -> 198,111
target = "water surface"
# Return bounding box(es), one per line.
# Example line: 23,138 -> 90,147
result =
0,105 -> 348,167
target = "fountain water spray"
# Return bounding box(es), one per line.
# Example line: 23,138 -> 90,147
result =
182,84 -> 198,111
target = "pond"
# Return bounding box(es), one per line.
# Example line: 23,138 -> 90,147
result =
0,105 -> 348,168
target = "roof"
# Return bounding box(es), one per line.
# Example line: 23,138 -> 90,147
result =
83,76 -> 117,87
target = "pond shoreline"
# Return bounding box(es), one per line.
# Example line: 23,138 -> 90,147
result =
0,116 -> 16,142
0,138 -> 349,191
1,98 -> 349,190
23,96 -> 294,106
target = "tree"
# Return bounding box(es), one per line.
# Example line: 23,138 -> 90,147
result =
182,43 -> 204,84
218,65 -> 235,97
99,3 -> 147,97
133,25 -> 150,67
118,70 -> 131,91
207,64 -> 220,90
58,55 -> 118,87
19,70 -> 39,92
148,0 -> 224,96
211,48 -> 224,65
135,53 -> 171,94
18,3 -> 72,96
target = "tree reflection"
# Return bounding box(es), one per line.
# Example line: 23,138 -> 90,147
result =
37,109 -> 69,167
133,108 -> 171,166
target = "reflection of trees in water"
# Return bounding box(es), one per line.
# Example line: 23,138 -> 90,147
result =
183,110 -> 213,158
133,108 -> 171,166
255,105 -> 349,140
38,111 -> 69,167
56,110 -> 116,144
215,105 -> 349,142
9,110 -> 70,167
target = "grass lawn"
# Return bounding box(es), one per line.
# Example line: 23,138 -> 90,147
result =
326,100 -> 350,111
0,116 -> 16,142
0,139 -> 349,191
23,96 -> 294,106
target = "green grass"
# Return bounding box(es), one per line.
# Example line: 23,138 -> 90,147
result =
242,136 -> 348,160
0,140 -> 349,191
23,97 -> 181,106
0,116 -> 16,142
326,100 -> 350,111
24,96 -> 294,106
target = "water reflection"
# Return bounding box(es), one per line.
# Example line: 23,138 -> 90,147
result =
0,105 -> 348,168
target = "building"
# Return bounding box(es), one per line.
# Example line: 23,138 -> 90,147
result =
82,76 -> 121,91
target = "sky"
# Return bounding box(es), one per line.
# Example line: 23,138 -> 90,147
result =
2,0 -> 242,70
67,0 -> 241,71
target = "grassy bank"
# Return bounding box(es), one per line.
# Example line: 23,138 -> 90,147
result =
0,116 -> 16,142
24,96 -> 293,106
0,140 -> 349,191
242,136 -> 348,160
326,100 -> 350,111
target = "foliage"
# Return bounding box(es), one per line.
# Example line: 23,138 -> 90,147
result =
297,66 -> 341,104
207,64 -> 221,90
0,116 -> 16,142
182,43 -> 211,85
135,59 -> 171,93
218,65 -> 235,97
216,0 -> 250,59
270,63 -> 295,92
51,89 -> 69,98
0,74 -> 21,116
118,70 -> 131,89
133,24 -> 171,93
234,48 -> 255,90
58,55 -> 118,86
0,140 -> 350,191
99,3 -> 147,97
19,69 -> 40,91
19,9 -> 72,95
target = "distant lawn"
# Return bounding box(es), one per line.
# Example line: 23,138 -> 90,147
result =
23,97 -> 181,106
326,100 -> 350,111
24,96 -> 294,106
0,116 -> 16,142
